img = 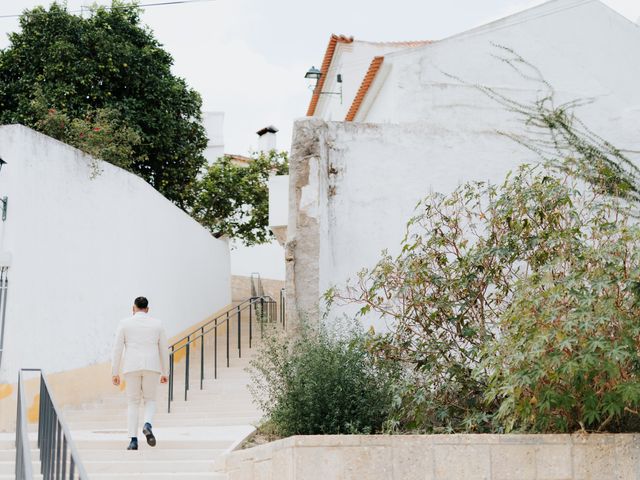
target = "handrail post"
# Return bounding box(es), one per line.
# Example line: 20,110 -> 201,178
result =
55,418 -> 62,477
249,299 -> 253,349
37,375 -> 44,449
200,327 -> 205,390
168,351 -> 174,413
260,297 -> 264,339
185,338 -> 190,402
41,381 -> 49,477
61,437 -> 68,479
237,305 -> 241,359
15,370 -> 34,480
214,323 -> 218,379
226,311 -> 230,368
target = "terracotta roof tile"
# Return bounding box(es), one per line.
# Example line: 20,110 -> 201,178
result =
306,36 -> 433,118
345,56 -> 385,122
306,34 -> 354,117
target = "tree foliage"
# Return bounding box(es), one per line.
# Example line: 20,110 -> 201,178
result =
0,2 -> 207,208
193,150 -> 288,245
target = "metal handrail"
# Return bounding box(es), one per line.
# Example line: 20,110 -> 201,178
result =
38,370 -> 89,480
280,288 -> 286,328
15,369 -> 89,480
170,297 -> 255,347
15,369 -> 34,480
167,295 -> 279,412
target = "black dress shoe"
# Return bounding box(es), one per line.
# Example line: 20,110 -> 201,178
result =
142,422 -> 156,447
127,437 -> 138,450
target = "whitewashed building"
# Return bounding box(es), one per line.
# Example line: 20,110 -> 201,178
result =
278,0 -> 640,326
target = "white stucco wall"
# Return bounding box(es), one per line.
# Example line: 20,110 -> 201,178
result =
296,121 -> 529,328
268,175 -> 289,228
361,0 -> 640,151
0,125 -> 231,382
230,240 -> 285,281
203,111 -> 225,165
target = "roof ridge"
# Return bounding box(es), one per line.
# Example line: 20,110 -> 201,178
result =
360,40 -> 433,46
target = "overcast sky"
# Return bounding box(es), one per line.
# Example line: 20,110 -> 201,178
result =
1,0 -> 639,155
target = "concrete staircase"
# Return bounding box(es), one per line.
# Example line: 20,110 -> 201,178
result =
58,305 -> 272,479
0,436 -> 41,480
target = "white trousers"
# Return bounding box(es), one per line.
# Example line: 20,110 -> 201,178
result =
124,370 -> 160,438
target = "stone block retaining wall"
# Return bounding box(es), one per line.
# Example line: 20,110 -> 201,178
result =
215,434 -> 640,480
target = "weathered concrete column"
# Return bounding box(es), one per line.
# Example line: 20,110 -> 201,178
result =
284,119 -> 329,327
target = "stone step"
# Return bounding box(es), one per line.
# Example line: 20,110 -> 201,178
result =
86,400 -> 258,412
0,461 -> 13,475
92,396 -> 256,408
88,474 -> 227,479
72,439 -> 233,450
0,459 -> 41,475
66,409 -> 260,421
83,459 -> 216,474
67,416 -> 260,429
0,475 -> 43,480
66,403 -> 260,416
0,451 -> 16,461
103,381 -> 253,397
78,448 -> 225,461
0,440 -> 38,450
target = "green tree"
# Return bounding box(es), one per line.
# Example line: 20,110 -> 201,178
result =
193,150 -> 288,245
0,2 -> 207,208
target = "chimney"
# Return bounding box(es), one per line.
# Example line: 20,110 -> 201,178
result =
257,125 -> 278,152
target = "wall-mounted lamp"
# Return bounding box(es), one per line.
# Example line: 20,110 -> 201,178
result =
304,66 -> 343,104
304,66 -> 321,82
0,158 -> 7,222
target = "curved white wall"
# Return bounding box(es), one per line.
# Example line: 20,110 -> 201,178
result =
0,125 -> 231,382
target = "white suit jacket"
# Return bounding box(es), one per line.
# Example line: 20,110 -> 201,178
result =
111,312 -> 170,376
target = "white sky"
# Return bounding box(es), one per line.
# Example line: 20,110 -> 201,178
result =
1,0 -> 639,155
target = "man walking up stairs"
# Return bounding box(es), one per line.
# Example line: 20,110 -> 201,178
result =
61,299 -> 266,479
111,297 -> 169,451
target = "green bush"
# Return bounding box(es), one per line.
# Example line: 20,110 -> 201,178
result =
331,163 -> 640,433
486,218 -> 640,432
249,320 -> 397,436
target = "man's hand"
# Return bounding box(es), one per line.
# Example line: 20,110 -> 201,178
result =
112,375 -> 120,386
160,375 -> 168,384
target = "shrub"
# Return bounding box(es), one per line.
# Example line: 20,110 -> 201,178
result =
331,164 -> 640,433
486,217 -> 640,432
249,320 -> 398,436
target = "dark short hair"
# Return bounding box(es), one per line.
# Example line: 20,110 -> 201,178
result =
134,297 -> 149,309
